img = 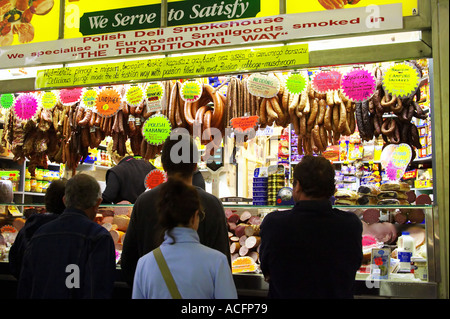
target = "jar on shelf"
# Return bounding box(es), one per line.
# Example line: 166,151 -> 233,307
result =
0,178 -> 13,203
25,179 -> 31,192
30,177 -> 37,193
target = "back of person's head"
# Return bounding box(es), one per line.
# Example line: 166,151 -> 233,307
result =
157,178 -> 201,243
64,174 -> 101,210
161,131 -> 199,179
44,178 -> 67,215
293,155 -> 335,199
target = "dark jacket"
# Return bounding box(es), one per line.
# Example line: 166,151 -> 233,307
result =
259,200 -> 363,299
121,183 -> 230,287
102,156 -> 156,204
17,208 -> 116,299
9,212 -> 59,279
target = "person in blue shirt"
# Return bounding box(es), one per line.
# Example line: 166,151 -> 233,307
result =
132,178 -> 237,299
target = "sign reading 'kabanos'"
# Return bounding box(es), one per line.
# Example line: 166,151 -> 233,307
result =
1,4 -> 402,69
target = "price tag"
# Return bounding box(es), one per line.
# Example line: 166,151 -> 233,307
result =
126,85 -> 144,107
145,82 -> 165,112
142,114 -> 172,145
59,87 -> 83,106
341,69 -> 376,102
81,88 -> 98,109
13,94 -> 38,120
382,63 -> 420,98
144,169 -> 167,190
285,73 -> 307,95
40,91 -> 58,109
0,94 -> 14,109
181,80 -> 202,102
95,87 -> 121,117
247,73 -> 280,98
311,70 -> 342,94
230,115 -> 259,133
380,143 -> 412,181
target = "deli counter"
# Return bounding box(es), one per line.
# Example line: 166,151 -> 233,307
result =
0,202 -> 438,299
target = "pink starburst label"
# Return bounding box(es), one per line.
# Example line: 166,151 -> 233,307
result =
341,69 -> 376,102
13,94 -> 38,120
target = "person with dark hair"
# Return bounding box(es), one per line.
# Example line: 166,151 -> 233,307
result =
9,178 -> 68,279
132,178 -> 237,299
259,155 -> 363,298
17,174 -> 116,299
121,132 -> 230,287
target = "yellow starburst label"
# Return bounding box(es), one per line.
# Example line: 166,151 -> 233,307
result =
382,63 -> 420,97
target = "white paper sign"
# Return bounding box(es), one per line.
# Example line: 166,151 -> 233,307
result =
0,4 -> 402,69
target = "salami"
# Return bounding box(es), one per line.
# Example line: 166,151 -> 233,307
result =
362,208 -> 380,224
227,213 -> 240,224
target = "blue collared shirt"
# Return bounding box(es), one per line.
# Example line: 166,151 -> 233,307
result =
132,227 -> 237,299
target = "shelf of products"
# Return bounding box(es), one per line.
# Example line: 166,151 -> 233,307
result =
0,55 -> 438,298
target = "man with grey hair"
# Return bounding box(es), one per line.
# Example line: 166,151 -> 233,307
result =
17,174 -> 116,299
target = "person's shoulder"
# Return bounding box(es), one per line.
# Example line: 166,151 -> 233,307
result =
333,207 -> 362,227
196,187 -> 222,206
197,243 -> 228,262
263,208 -> 291,222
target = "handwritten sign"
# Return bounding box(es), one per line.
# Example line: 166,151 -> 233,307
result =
59,88 -> 83,106
380,143 -> 412,181
341,69 -> 376,102
312,70 -> 342,93
13,94 -> 38,120
81,88 -> 98,109
95,87 -> 121,117
35,43 -> 309,89
285,73 -> 307,94
144,169 -> 167,190
230,115 -> 259,133
40,91 -> 58,109
126,85 -> 144,107
247,73 -> 280,98
142,114 -> 172,145
145,82 -> 165,112
382,63 -> 420,98
181,80 -> 202,102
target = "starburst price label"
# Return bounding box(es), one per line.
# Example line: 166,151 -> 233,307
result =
13,94 -> 38,120
144,169 -> 167,190
341,69 -> 376,102
126,85 -> 144,107
95,87 -> 121,117
285,73 -> 307,95
382,63 -> 420,98
181,80 -> 202,102
81,88 -> 98,109
0,94 -> 14,109
41,91 -> 58,109
142,114 -> 172,145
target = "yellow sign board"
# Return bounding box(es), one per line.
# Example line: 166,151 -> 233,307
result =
35,43 -> 309,89
287,0 -> 418,17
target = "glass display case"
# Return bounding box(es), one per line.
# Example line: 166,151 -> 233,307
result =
0,202 -> 437,298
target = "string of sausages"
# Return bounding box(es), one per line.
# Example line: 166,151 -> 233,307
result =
356,63 -> 427,161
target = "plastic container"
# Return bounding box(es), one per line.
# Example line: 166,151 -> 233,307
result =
397,231 -> 415,272
411,257 -> 427,281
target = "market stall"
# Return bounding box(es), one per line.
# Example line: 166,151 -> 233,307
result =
0,0 -> 448,299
